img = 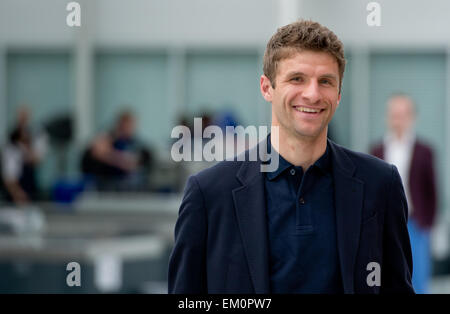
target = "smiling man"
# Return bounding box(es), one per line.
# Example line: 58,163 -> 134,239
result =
168,20 -> 414,294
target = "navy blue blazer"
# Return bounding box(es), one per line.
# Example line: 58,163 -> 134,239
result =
168,139 -> 414,294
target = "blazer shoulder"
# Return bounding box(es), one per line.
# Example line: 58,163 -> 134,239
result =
415,138 -> 435,156
189,159 -> 243,193
339,145 -> 394,179
369,141 -> 384,155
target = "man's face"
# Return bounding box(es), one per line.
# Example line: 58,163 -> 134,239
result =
18,107 -> 30,127
261,50 -> 341,141
118,116 -> 136,138
387,96 -> 415,136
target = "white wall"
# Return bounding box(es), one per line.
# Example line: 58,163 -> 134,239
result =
95,0 -> 278,47
2,0 -> 450,47
0,0 -> 278,47
0,0 -> 76,46
303,0 -> 450,47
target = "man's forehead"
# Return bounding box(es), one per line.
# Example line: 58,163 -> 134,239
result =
389,96 -> 413,107
388,96 -> 415,114
277,50 -> 339,75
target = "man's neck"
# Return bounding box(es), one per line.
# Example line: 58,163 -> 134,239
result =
386,128 -> 415,144
271,126 -> 328,172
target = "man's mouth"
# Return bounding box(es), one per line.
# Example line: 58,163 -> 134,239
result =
293,106 -> 325,114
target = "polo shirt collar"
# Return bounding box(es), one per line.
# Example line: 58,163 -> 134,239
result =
265,134 -> 332,181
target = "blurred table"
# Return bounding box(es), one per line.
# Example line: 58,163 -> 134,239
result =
0,192 -> 183,293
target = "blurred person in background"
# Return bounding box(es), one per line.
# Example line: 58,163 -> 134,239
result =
371,93 -> 437,294
172,112 -> 215,192
1,106 -> 48,205
81,110 -> 153,191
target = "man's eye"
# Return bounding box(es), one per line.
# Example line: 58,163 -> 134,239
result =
291,77 -> 303,82
320,79 -> 332,85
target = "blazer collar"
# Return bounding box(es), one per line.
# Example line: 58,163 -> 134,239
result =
328,139 -> 364,293
233,140 -> 270,293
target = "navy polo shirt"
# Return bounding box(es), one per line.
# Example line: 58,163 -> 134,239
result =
264,138 -> 343,293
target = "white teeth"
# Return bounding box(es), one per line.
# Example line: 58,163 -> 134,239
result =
295,107 -> 321,113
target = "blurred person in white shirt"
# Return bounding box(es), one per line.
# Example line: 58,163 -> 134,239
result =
1,106 -> 47,205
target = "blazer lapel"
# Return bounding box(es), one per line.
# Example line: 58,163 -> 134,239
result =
329,140 -> 364,294
232,145 -> 271,294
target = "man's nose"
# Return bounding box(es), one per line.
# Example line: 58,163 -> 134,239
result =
302,81 -> 321,104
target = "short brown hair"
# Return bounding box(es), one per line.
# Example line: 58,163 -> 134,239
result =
263,20 -> 346,93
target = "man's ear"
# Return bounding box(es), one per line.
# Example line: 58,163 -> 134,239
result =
336,92 -> 341,109
260,75 -> 273,102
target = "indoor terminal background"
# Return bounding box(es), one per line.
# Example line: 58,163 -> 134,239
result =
0,0 -> 450,293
